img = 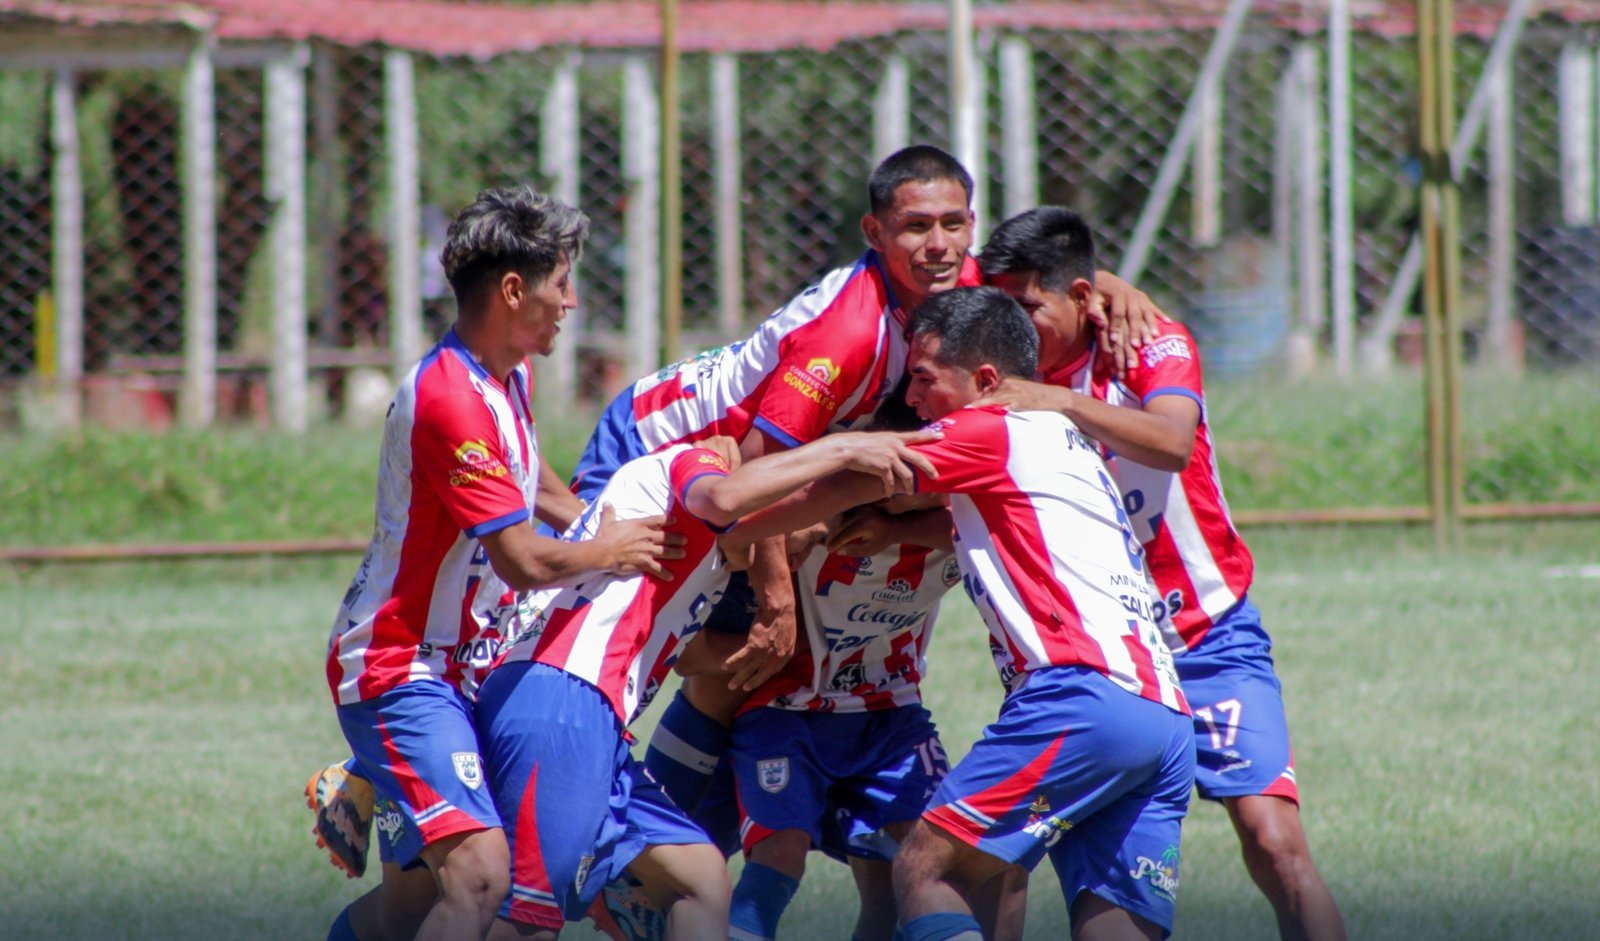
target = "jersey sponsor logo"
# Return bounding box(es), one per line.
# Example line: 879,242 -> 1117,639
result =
1141,336 -> 1193,368
1129,845 -> 1182,902
871,577 -> 917,604
757,757 -> 790,793
781,364 -> 839,412
846,603 -> 928,632
449,438 -> 509,487
941,557 -> 962,587
805,357 -> 842,385
452,752 -> 484,790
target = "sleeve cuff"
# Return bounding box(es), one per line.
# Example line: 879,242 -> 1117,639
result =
464,508 -> 532,538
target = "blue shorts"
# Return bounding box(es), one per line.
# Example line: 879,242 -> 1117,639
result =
475,661 -> 710,929
922,666 -> 1194,937
1176,597 -> 1299,803
731,705 -> 948,861
336,680 -> 500,870
570,387 -> 648,505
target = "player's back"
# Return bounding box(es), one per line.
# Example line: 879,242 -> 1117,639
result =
1066,319 -> 1254,653
916,406 -> 1185,713
498,445 -> 733,725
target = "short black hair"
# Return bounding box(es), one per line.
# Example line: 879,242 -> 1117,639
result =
908,286 -> 1038,379
978,206 -> 1097,293
867,374 -> 923,432
441,185 -> 590,313
867,145 -> 974,216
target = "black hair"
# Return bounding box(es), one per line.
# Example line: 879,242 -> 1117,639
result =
978,206 -> 1097,293
907,285 -> 1039,379
866,145 -> 974,216
867,374 -> 924,432
440,185 -> 590,314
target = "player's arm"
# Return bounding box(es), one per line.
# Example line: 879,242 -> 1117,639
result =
477,505 -> 683,592
975,378 -> 1198,471
825,502 -> 954,556
726,429 -> 800,690
533,454 -> 585,532
719,468 -> 896,553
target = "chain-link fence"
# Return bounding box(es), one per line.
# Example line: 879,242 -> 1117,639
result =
1,2 -> 1597,552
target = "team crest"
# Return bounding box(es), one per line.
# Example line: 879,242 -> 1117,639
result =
830,662 -> 867,691
452,752 -> 484,790
872,577 -> 916,603
806,357 -> 842,385
757,758 -> 790,793
942,557 -> 962,587
575,855 -> 595,892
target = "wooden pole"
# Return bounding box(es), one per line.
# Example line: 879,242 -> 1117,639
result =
267,46 -> 309,431
623,56 -> 661,379
50,68 -> 83,427
1328,0 -> 1356,376
182,38 -> 218,427
539,51 -> 582,409
384,49 -> 424,374
711,53 -> 743,338
999,37 -> 1037,220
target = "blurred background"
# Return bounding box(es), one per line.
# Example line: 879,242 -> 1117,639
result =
0,0 -> 1596,555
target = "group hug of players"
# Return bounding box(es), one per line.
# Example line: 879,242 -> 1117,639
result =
311,145 -> 1346,941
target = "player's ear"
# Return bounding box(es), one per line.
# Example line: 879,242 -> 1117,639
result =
861,212 -> 884,252
1069,277 -> 1096,309
500,270 -> 524,309
973,363 -> 1002,396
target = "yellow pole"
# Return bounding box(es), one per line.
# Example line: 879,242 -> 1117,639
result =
36,290 -> 57,379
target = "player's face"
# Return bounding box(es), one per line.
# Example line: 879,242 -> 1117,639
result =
862,179 -> 974,311
904,333 -> 978,421
511,253 -> 577,358
988,270 -> 1092,374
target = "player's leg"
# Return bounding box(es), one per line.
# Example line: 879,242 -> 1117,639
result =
614,750 -> 733,941
332,682 -> 505,941
1224,794 -> 1344,941
967,865 -> 1028,941
1044,684 -> 1195,941
329,851 -> 437,941
1178,599 -> 1345,941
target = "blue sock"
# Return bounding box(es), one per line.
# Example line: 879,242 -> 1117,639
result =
728,862 -> 800,941
643,691 -> 729,813
898,912 -> 983,941
326,906 -> 360,941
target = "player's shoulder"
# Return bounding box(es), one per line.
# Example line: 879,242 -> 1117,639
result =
780,252 -> 886,325
923,404 -> 1010,439
1136,319 -> 1201,370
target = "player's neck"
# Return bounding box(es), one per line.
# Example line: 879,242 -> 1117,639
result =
450,319 -> 515,387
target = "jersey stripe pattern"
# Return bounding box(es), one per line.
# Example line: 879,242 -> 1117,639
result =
628,252 -> 982,452
911,406 -> 1188,714
747,542 -> 959,713
1050,320 -> 1254,653
497,446 -> 733,726
328,330 -> 540,705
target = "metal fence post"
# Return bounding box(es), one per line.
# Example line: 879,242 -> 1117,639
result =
385,48 -> 423,375
1485,48 -> 1518,372
998,36 -> 1036,221
1328,0 -> 1356,377
1558,43 -> 1596,225
1192,74 -> 1222,248
50,67 -> 83,427
712,52 -> 743,338
948,0 -> 983,237
182,36 -> 218,428
624,55 -> 661,379
1292,44 -> 1325,369
874,54 -> 909,163
660,0 -> 683,365
267,46 -> 309,432
540,51 -> 582,410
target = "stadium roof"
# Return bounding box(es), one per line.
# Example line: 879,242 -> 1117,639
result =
1,0 -> 1596,59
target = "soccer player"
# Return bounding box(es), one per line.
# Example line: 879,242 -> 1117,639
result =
976,207 -> 1347,941
731,285 -> 1196,941
321,186 -> 682,941
472,424 -> 941,940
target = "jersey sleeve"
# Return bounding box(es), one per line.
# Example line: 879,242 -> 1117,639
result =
411,389 -> 531,537
1127,323 -> 1205,410
668,447 -> 734,532
906,408 -> 1015,495
751,293 -> 884,448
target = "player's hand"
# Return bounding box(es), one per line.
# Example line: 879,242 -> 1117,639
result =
722,597 -> 796,691
698,434 -> 742,470
592,504 -> 686,580
784,521 -> 832,568
1093,270 -> 1168,379
971,376 -> 1069,414
831,430 -> 942,496
825,504 -> 899,557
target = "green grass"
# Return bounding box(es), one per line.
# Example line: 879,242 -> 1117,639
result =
1,369 -> 1597,549
2,522 -> 1597,940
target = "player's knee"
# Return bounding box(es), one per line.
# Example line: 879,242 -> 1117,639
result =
1233,798 -> 1314,873
747,828 -> 810,879
429,829 -> 512,907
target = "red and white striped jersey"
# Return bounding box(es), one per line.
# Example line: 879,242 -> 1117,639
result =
746,541 -> 959,714
909,406 -> 1188,714
628,252 -> 982,451
1045,319 -> 1254,654
496,445 -> 735,726
327,329 -> 540,705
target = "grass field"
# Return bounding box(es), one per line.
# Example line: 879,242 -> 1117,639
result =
2,521 -> 1597,940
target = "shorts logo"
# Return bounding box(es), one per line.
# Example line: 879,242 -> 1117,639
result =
575,855 -> 594,892
1129,845 -> 1181,902
375,801 -> 405,844
806,357 -> 842,385
452,752 -> 484,790
942,557 -> 962,587
757,758 -> 790,793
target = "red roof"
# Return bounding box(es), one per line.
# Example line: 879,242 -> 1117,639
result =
3,0 -> 1596,58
